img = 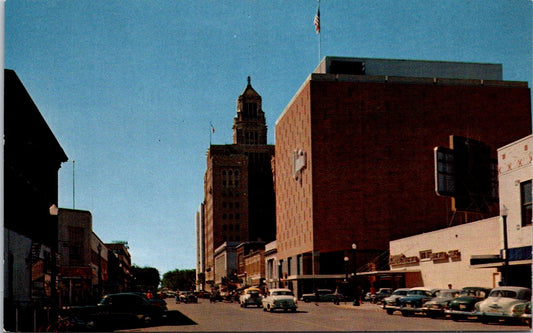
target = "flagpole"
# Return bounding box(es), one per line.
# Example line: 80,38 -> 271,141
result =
314,0 -> 321,63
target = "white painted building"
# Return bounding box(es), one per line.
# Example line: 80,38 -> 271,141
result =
388,135 -> 532,289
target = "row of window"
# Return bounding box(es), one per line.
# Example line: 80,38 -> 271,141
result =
222,201 -> 240,209
222,213 -> 240,220
222,169 -> 240,177
222,190 -> 240,197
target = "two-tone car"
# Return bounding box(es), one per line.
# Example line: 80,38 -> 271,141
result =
262,288 -> 298,312
398,287 -> 439,317
382,288 -> 411,315
422,289 -> 460,318
239,287 -> 263,308
445,287 -> 491,321
474,286 -> 532,324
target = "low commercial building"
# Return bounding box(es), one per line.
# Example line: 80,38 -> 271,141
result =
274,56 -> 531,298
388,135 -> 532,288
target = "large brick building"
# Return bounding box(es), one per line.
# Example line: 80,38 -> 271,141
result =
203,78 -> 276,285
274,57 -> 531,297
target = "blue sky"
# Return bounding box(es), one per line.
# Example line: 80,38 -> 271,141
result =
5,0 -> 532,276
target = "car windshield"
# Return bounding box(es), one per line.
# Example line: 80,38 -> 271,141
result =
489,290 -> 517,298
273,291 -> 293,296
460,289 -> 487,297
393,290 -> 408,296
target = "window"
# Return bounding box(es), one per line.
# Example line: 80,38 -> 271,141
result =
521,180 -> 532,226
419,250 -> 432,260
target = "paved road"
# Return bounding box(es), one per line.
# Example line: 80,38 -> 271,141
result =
117,298 -> 530,332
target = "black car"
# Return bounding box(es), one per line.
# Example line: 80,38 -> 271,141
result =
81,292 -> 166,329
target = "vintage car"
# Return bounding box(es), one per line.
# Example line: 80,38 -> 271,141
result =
474,286 -> 532,324
239,287 -> 263,308
445,287 -> 491,321
422,289 -> 460,318
398,287 -> 439,317
67,292 -> 167,330
382,288 -> 411,315
178,291 -> 198,303
262,288 -> 298,312
301,289 -> 336,302
372,288 -> 393,304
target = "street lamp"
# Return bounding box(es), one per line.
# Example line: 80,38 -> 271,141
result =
501,205 -> 509,286
352,243 -> 359,306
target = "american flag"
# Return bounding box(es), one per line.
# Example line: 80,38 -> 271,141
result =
314,6 -> 320,34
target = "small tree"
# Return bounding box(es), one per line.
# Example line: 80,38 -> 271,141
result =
131,265 -> 160,292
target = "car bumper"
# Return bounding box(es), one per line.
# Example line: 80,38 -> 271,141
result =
445,309 -> 477,316
474,311 -> 524,319
400,305 -> 425,313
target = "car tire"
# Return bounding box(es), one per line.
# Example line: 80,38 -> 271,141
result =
451,314 -> 462,322
480,316 -> 490,324
386,309 -> 394,315
263,306 -> 267,312
401,311 -> 410,317
291,308 -> 297,312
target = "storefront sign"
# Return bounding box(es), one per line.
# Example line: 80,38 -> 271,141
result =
448,249 -> 461,260
389,254 -> 420,266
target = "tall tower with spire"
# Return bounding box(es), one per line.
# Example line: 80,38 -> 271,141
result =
202,77 -> 275,288
233,77 -> 267,145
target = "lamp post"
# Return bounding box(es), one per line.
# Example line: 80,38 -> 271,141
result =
343,256 -> 349,282
501,205 -> 509,286
352,243 -> 360,306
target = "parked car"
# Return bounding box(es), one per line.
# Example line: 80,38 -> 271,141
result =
398,287 -> 439,317
382,288 -> 411,315
373,288 -> 393,304
179,291 -> 198,303
474,286 -> 532,324
302,289 -> 336,302
262,288 -> 298,312
445,287 -> 491,321
68,292 -> 166,329
422,289 -> 460,318
239,287 -> 263,308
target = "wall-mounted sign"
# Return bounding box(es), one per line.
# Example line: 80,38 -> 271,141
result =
389,254 -> 420,266
431,251 -> 448,261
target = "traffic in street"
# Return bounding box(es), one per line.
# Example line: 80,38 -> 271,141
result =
116,297 -> 530,332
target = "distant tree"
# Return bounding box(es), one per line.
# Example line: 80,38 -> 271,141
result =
131,265 -> 160,292
161,269 -> 196,291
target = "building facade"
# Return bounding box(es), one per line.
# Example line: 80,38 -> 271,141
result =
389,135 -> 532,289
203,78 -> 276,287
274,57 -> 531,297
4,69 -> 68,331
105,242 -> 133,294
196,203 -> 205,291
57,209 -> 109,306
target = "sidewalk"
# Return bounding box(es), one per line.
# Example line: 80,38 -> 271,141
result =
336,301 -> 382,311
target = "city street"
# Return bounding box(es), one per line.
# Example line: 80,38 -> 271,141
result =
116,298 -> 530,332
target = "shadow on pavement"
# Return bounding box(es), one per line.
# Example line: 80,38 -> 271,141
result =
161,310 -> 197,326
94,310 -> 197,331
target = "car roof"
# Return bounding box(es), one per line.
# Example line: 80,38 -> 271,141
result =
245,287 -> 262,292
409,287 -> 437,291
490,286 -> 531,292
270,288 -> 292,292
